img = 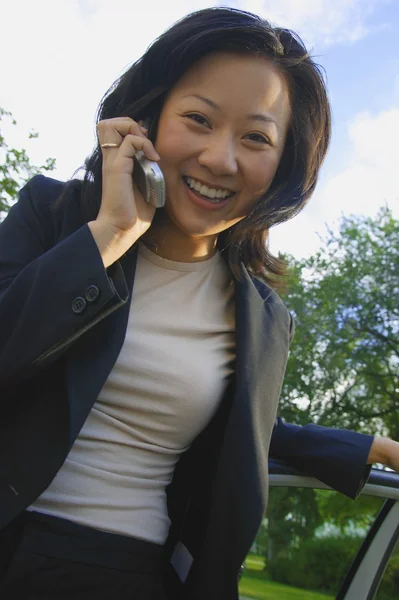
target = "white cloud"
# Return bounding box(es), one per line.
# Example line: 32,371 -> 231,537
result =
318,106 -> 399,216
392,75 -> 399,103
236,0 -> 391,47
1,0 -> 392,182
0,0 -> 216,180
270,104 -> 399,257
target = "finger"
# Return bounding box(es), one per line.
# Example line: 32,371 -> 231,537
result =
119,134 -> 160,161
97,118 -> 146,147
138,120 -> 148,134
98,116 -> 139,132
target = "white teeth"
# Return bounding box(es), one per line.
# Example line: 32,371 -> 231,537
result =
185,177 -> 232,201
200,184 -> 216,198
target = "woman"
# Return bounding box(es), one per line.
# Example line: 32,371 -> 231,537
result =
0,6 -> 398,600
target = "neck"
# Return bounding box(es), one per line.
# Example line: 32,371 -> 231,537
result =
143,210 -> 218,262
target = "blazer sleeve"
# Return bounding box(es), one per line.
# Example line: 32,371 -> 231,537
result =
269,417 -> 374,499
0,176 -> 129,386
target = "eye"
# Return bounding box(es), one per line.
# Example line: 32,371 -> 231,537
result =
185,113 -> 211,127
245,132 -> 270,145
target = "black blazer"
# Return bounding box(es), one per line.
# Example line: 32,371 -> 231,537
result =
0,176 -> 373,599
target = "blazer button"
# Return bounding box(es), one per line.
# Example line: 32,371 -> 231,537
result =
85,285 -> 100,303
72,296 -> 87,314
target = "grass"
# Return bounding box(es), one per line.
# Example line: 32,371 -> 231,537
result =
245,555 -> 266,571
239,555 -> 333,600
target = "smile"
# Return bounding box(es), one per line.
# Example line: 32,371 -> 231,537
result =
182,176 -> 235,203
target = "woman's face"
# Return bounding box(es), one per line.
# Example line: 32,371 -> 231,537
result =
155,52 -> 291,240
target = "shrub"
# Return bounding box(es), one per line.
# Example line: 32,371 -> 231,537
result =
271,536 -> 363,594
376,549 -> 399,600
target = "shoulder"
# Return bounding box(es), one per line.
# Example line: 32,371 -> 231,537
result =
21,174 -> 82,213
24,173 -> 67,198
15,175 -> 84,248
252,276 -> 295,342
251,276 -> 286,307
0,175 -> 85,255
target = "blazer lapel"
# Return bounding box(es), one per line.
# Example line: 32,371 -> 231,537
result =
66,249 -> 138,446
185,264 -> 291,597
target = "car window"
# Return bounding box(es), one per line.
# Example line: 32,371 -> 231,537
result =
375,539 -> 399,600
239,486 -> 384,600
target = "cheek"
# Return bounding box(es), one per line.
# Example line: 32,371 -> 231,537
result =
246,155 -> 281,196
155,122 -> 192,168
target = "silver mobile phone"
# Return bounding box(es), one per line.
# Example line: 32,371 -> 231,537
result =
133,151 -> 165,208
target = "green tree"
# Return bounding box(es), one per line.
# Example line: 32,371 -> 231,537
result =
261,209 -> 398,579
281,207 -> 399,439
265,487 -> 322,576
0,107 -> 55,218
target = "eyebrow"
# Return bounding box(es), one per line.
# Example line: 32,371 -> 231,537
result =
185,94 -> 278,126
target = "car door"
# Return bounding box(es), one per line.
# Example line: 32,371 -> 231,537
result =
335,469 -> 399,599
239,462 -> 399,600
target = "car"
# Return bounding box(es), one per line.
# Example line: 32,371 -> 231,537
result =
239,461 -> 399,600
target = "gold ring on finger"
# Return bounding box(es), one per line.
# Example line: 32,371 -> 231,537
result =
101,142 -> 120,149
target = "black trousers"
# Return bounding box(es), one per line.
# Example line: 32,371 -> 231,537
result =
0,511 -> 180,599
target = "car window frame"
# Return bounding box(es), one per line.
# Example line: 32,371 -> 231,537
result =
268,460 -> 399,600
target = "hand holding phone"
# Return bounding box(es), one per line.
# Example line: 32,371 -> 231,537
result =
94,116 -> 161,268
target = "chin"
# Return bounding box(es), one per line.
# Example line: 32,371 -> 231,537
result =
172,216 -> 221,238
171,205 -> 227,236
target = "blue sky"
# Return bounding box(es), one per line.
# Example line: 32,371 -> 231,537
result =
318,4 -> 399,167
1,0 -> 398,257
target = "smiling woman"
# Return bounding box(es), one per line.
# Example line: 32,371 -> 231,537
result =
0,6 -> 398,600
78,5 -> 331,284
150,52 -> 291,259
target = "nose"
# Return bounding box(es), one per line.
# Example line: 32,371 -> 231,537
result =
197,132 -> 238,177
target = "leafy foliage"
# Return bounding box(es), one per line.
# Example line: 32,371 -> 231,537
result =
0,107 -> 55,218
315,488 -> 382,532
270,535 -> 364,594
266,488 -> 323,569
281,208 -> 399,439
376,543 -> 399,600
263,209 -> 398,587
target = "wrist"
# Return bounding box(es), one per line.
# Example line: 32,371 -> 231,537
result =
88,219 -> 131,268
367,437 -> 396,468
